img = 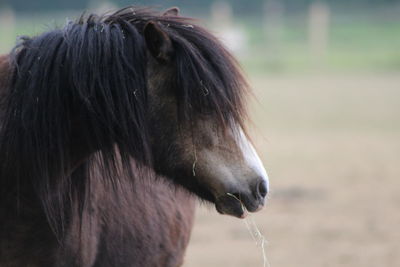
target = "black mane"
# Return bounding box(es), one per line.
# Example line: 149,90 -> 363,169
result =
0,6 -> 248,236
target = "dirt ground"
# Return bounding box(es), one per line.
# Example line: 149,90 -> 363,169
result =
182,73 -> 400,267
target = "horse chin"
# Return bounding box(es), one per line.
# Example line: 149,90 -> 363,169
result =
215,195 -> 249,219
214,191 -> 267,218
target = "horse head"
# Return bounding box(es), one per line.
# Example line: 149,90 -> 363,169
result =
142,10 -> 269,218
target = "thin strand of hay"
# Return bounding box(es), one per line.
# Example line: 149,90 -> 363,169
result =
226,193 -> 270,267
192,145 -> 197,176
244,216 -> 270,267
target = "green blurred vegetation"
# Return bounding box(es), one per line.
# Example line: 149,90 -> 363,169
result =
0,1 -> 399,74
240,12 -> 400,73
1,0 -> 399,13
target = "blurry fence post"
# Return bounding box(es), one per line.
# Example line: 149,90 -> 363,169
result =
263,0 -> 284,69
308,1 -> 330,68
211,1 -> 247,55
0,6 -> 16,53
211,1 -> 233,28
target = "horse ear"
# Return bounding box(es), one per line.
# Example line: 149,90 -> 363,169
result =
144,21 -> 173,62
162,7 -> 180,16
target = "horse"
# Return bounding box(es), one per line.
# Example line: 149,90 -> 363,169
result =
0,6 -> 269,267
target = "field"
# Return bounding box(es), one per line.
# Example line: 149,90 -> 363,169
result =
183,73 -> 400,267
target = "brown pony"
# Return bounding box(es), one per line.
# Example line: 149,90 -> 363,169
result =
0,6 -> 268,267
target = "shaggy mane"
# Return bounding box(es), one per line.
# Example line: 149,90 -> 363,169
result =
0,6 -> 248,237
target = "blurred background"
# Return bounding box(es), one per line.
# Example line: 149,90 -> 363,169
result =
1,0 -> 399,266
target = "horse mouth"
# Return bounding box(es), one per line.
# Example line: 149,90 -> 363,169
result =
215,193 -> 264,218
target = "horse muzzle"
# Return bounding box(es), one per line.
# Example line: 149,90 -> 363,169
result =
215,179 -> 268,218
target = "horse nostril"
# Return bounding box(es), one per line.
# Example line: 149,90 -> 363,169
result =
256,180 -> 268,199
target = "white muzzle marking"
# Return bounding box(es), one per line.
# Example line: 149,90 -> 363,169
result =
237,128 -> 269,191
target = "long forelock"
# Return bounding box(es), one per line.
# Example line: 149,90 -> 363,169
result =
105,7 -> 249,129
166,19 -> 249,129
